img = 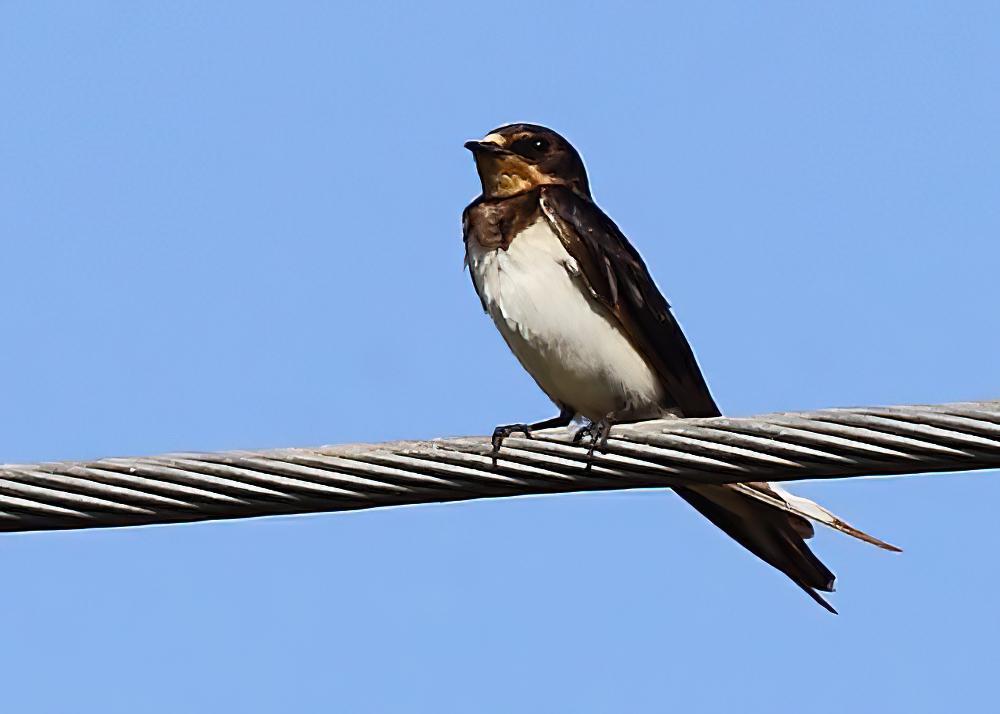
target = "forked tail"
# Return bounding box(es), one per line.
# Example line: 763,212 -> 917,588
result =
674,481 -> 900,613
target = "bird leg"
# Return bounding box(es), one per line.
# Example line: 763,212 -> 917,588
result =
491,408 -> 574,466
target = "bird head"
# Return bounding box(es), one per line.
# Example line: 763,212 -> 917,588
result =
465,123 -> 591,200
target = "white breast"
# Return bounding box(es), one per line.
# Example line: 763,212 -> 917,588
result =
466,219 -> 665,421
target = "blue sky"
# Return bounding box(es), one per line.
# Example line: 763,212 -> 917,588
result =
2,2 -> 998,712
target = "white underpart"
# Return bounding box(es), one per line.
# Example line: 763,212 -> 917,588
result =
467,219 -> 666,421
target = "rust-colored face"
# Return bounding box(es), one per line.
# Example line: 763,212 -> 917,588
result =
465,124 -> 591,199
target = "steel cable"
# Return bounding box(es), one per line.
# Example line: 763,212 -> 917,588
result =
1,400 -> 998,533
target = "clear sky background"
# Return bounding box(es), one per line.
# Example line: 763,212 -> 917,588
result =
2,3 -> 998,712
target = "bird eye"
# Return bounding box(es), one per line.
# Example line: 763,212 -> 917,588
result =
511,137 -> 550,158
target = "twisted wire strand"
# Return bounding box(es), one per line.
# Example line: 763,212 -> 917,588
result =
1,400 -> 998,533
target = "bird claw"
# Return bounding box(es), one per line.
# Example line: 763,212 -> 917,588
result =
491,423 -> 532,466
573,417 -> 613,469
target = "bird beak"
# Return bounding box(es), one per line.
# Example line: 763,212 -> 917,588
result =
464,139 -> 509,155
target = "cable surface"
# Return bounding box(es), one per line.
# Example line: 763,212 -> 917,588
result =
1,400 -> 998,533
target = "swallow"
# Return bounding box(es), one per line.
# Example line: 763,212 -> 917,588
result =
462,123 -> 899,612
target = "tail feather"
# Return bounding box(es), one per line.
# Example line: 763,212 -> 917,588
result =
674,484 -> 839,613
765,483 -> 902,552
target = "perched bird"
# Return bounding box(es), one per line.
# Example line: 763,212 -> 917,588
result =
462,123 -> 899,612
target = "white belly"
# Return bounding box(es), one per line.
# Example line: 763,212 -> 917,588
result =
467,219 -> 666,420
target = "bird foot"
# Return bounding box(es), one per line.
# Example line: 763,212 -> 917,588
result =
573,417 -> 614,468
491,423 -> 532,466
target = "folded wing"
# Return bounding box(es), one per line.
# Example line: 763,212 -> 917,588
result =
538,184 -> 897,611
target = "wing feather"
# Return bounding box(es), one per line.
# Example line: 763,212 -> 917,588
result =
539,185 -> 720,417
